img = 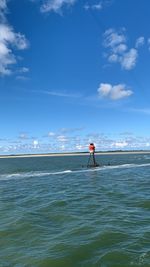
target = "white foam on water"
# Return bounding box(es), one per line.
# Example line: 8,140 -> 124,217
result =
0,170 -> 72,181
0,163 -> 150,181
72,162 -> 150,174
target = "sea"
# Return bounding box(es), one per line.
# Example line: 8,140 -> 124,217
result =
0,153 -> 150,267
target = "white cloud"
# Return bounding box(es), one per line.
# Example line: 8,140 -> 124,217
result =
48,131 -> 56,137
33,140 -> 39,148
19,133 -> 29,140
0,24 -> 29,75
113,43 -> 127,54
146,142 -> 150,147
16,67 -> 29,80
103,28 -> 126,48
84,2 -> 103,10
0,3 -> 29,75
18,67 -> 29,73
40,0 -> 76,13
46,128 -> 84,141
112,141 -> 128,148
103,28 -> 139,70
135,36 -> 145,48
98,83 -> 133,100
108,53 -> 118,62
75,144 -> 84,150
0,23 -> 28,50
57,135 -> 68,142
0,0 -> 7,20
0,0 -> 6,11
120,48 -> 137,70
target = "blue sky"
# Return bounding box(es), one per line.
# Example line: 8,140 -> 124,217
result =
1,0 -> 150,154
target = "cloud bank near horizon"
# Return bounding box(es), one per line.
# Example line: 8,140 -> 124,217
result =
1,129 -> 150,154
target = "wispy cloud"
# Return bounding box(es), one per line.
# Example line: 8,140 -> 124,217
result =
84,0 -> 112,11
32,0 -> 111,14
0,0 -> 7,21
46,127 -> 84,140
15,67 -> 30,80
0,0 -> 6,9
16,76 -> 29,81
120,48 -> 137,70
59,127 -> 84,134
98,83 -> 133,100
40,0 -> 77,13
84,1 -> 103,11
135,36 -> 145,48
31,89 -> 81,98
45,90 -> 81,98
0,1 -> 29,75
19,133 -> 29,140
112,140 -> 128,149
48,131 -> 56,137
129,107 -> 150,115
103,28 -> 142,70
18,67 -> 29,73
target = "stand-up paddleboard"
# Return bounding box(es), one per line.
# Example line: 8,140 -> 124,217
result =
82,163 -> 100,169
87,163 -> 100,168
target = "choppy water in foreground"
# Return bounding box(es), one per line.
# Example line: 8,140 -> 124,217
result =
0,153 -> 150,267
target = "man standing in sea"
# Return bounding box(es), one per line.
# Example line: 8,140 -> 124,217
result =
88,143 -> 98,167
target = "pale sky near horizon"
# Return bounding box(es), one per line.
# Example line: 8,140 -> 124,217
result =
1,0 -> 150,154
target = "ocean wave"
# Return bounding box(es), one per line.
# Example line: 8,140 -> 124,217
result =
0,162 -> 150,181
76,162 -> 150,173
0,170 -> 72,181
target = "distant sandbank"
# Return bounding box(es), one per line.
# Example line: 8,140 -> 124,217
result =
0,151 -> 150,159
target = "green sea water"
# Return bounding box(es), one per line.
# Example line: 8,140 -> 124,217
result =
0,153 -> 150,267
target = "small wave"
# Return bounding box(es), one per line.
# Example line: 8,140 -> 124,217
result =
74,162 -> 150,174
101,163 -> 150,170
0,162 -> 150,181
0,170 -> 72,181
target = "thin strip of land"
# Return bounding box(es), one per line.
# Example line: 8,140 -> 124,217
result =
0,150 -> 150,159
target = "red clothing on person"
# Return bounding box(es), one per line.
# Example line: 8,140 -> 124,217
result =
89,144 -> 95,153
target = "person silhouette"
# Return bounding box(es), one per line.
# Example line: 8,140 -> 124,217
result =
88,143 -> 97,166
